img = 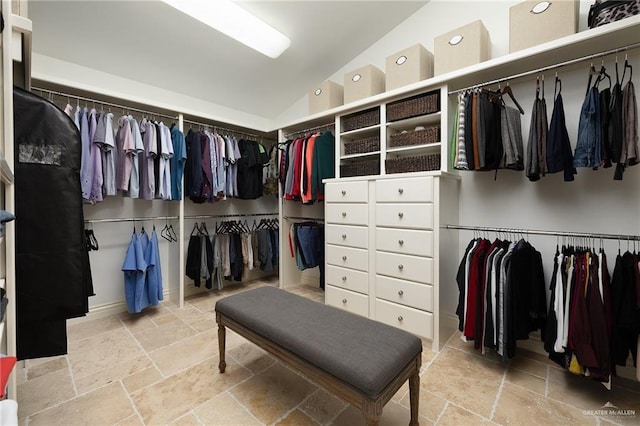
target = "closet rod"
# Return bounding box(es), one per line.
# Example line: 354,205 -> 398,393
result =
449,41 -> 640,95
182,118 -> 261,140
185,212 -> 278,220
85,216 -> 179,224
283,216 -> 324,222
32,87 -> 179,121
284,121 -> 335,139
444,224 -> 640,241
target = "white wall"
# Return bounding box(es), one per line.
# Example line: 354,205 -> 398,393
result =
33,53 -> 274,132
275,0 -> 597,125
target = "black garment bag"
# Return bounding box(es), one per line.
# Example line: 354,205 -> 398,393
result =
14,87 -> 92,360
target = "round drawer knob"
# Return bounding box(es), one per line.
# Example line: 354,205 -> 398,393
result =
342,276 -> 347,281
342,298 -> 347,304
398,212 -> 404,218
398,188 -> 404,194
398,290 -> 404,296
341,190 -> 346,195
342,234 -> 347,239
342,212 -> 347,217
398,316 -> 404,321
342,256 -> 347,261
398,239 -> 404,246
398,264 -> 404,270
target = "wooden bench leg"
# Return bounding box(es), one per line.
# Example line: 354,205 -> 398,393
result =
218,323 -> 227,373
364,400 -> 383,426
409,367 -> 420,426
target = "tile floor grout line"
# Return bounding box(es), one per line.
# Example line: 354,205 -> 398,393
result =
488,362 -> 509,421
65,355 -> 80,398
116,379 -> 146,426
189,407 -> 208,426
117,313 -> 169,380
227,389 -> 267,425
434,401 -> 449,425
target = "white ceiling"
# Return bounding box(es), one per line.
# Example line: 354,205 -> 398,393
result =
29,1 -> 428,121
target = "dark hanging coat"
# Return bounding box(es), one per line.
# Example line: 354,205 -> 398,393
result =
14,87 -> 92,360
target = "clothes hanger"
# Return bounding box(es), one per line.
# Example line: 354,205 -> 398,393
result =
502,83 -> 525,114
621,54 -> 633,86
554,72 -> 562,99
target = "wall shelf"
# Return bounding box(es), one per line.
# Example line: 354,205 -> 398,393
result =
277,16 -> 640,132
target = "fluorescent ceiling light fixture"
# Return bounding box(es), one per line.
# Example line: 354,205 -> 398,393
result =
162,0 -> 291,59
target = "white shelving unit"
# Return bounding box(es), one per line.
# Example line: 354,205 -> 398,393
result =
275,16 -> 640,352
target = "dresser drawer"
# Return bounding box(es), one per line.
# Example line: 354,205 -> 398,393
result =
376,177 -> 433,202
326,224 -> 368,249
375,228 -> 433,257
326,286 -> 369,317
325,203 -> 368,226
325,181 -> 369,203
375,204 -> 433,230
375,299 -> 433,339
376,251 -> 433,284
325,245 -> 368,272
376,275 -> 433,312
327,265 -> 369,294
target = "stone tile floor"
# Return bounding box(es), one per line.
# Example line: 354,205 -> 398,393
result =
16,278 -> 640,425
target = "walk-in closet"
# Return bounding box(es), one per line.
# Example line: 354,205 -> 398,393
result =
2,1 -> 640,425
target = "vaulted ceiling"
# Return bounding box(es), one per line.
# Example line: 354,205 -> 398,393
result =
29,1 -> 428,121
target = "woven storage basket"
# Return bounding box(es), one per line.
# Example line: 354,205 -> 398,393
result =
342,108 -> 380,132
389,125 -> 440,148
340,158 -> 380,177
344,136 -> 380,155
386,90 -> 440,122
385,153 -> 440,174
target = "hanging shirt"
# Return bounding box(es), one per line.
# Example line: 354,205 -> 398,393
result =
170,125 -> 186,200
127,116 -> 144,199
122,232 -> 149,314
80,107 -> 92,200
101,113 -> 117,196
88,109 -> 104,203
147,229 -> 163,305
157,122 -> 173,200
116,115 -> 135,192
64,103 -> 74,118
139,119 -> 157,200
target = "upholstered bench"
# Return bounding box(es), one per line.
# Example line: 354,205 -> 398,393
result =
215,286 -> 422,425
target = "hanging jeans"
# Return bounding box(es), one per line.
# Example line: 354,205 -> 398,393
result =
574,86 -> 601,169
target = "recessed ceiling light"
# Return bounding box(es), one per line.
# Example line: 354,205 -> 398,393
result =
162,0 -> 291,59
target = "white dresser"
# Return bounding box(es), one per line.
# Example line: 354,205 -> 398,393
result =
325,180 -> 370,317
324,173 -> 459,350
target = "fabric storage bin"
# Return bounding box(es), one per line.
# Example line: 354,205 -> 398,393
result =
434,20 -> 490,75
344,136 -> 380,155
344,65 -> 385,104
342,107 -> 380,132
341,158 -> 380,177
389,125 -> 440,148
309,80 -> 344,114
386,90 -> 440,122
385,154 -> 441,174
509,0 -> 578,53
385,44 -> 434,91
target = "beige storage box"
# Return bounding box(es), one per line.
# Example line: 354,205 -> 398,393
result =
434,20 -> 491,76
344,65 -> 385,104
385,44 -> 434,91
509,0 -> 578,53
309,80 -> 344,115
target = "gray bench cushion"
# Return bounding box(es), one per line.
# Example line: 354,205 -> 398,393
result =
215,286 -> 422,399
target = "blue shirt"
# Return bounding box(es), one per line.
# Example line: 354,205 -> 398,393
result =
122,233 -> 149,313
170,125 -> 186,200
146,230 -> 163,305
